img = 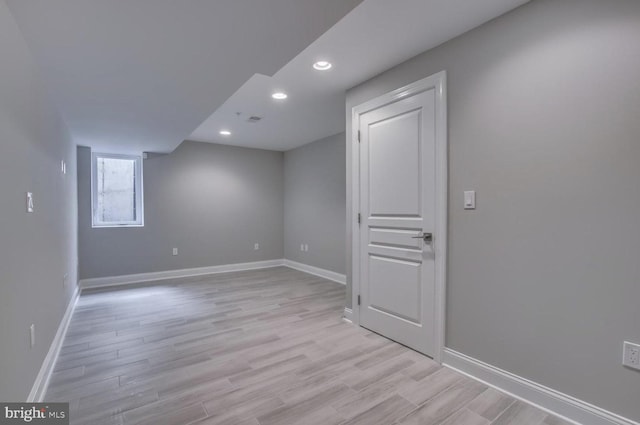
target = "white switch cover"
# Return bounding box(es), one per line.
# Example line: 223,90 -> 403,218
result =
172,248 -> 178,256
26,192 -> 34,213
254,243 -> 259,250
464,191 -> 476,210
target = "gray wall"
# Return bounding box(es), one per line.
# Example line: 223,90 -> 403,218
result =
0,1 -> 78,401
346,0 -> 640,421
78,141 -> 284,279
284,133 -> 346,274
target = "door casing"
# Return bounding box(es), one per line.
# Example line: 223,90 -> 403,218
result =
350,71 -> 448,363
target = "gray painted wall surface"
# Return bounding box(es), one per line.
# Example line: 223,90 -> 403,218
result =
346,0 -> 640,420
78,141 -> 284,279
0,1 -> 78,401
284,133 -> 346,274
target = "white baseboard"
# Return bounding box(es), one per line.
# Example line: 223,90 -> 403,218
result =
443,349 -> 638,425
343,307 -> 353,323
27,286 -> 80,402
80,259 -> 285,290
283,260 -> 346,285
79,259 -> 347,290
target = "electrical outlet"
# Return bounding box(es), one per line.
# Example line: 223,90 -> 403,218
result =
304,244 -> 309,252
254,243 -> 259,250
623,341 -> 640,370
29,324 -> 35,348
172,248 -> 178,256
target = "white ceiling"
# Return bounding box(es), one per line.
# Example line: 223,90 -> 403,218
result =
190,0 -> 531,151
5,0 -> 363,153
6,0 -> 530,154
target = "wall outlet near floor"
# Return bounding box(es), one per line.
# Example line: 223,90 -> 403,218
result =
254,243 -> 259,250
304,244 -> 309,252
29,324 -> 35,348
623,341 -> 640,370
172,248 -> 178,256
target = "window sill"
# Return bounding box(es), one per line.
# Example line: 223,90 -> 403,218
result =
91,224 -> 145,229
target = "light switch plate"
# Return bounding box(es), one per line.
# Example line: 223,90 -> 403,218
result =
464,191 -> 476,210
26,192 -> 34,213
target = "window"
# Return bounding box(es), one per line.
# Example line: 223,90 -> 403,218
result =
92,153 -> 144,227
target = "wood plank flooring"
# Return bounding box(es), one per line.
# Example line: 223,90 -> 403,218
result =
46,267 -> 571,425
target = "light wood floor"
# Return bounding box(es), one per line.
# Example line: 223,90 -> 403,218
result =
46,267 -> 570,425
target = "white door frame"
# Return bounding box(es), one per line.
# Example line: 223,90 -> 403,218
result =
350,71 -> 448,363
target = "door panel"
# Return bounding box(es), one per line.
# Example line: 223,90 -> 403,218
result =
359,88 -> 437,356
369,227 -> 422,250
369,255 -> 422,324
369,109 -> 422,217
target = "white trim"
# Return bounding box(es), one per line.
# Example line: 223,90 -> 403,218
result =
350,103 -> 361,326
443,349 -> 639,425
283,260 -> 346,285
80,259 -> 350,290
350,71 -> 448,363
80,260 -> 285,290
343,308 -> 354,323
28,286 -> 80,402
433,72 -> 448,364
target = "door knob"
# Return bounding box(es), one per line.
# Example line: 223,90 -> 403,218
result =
412,232 -> 433,244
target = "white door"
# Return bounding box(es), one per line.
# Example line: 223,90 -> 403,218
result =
355,73 -> 446,358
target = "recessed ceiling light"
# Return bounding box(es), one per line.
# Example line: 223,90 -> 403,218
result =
313,61 -> 332,71
219,130 -> 231,136
272,92 -> 288,100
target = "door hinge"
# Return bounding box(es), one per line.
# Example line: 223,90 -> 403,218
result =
357,130 -> 361,142
357,295 -> 361,306
357,213 -> 361,224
